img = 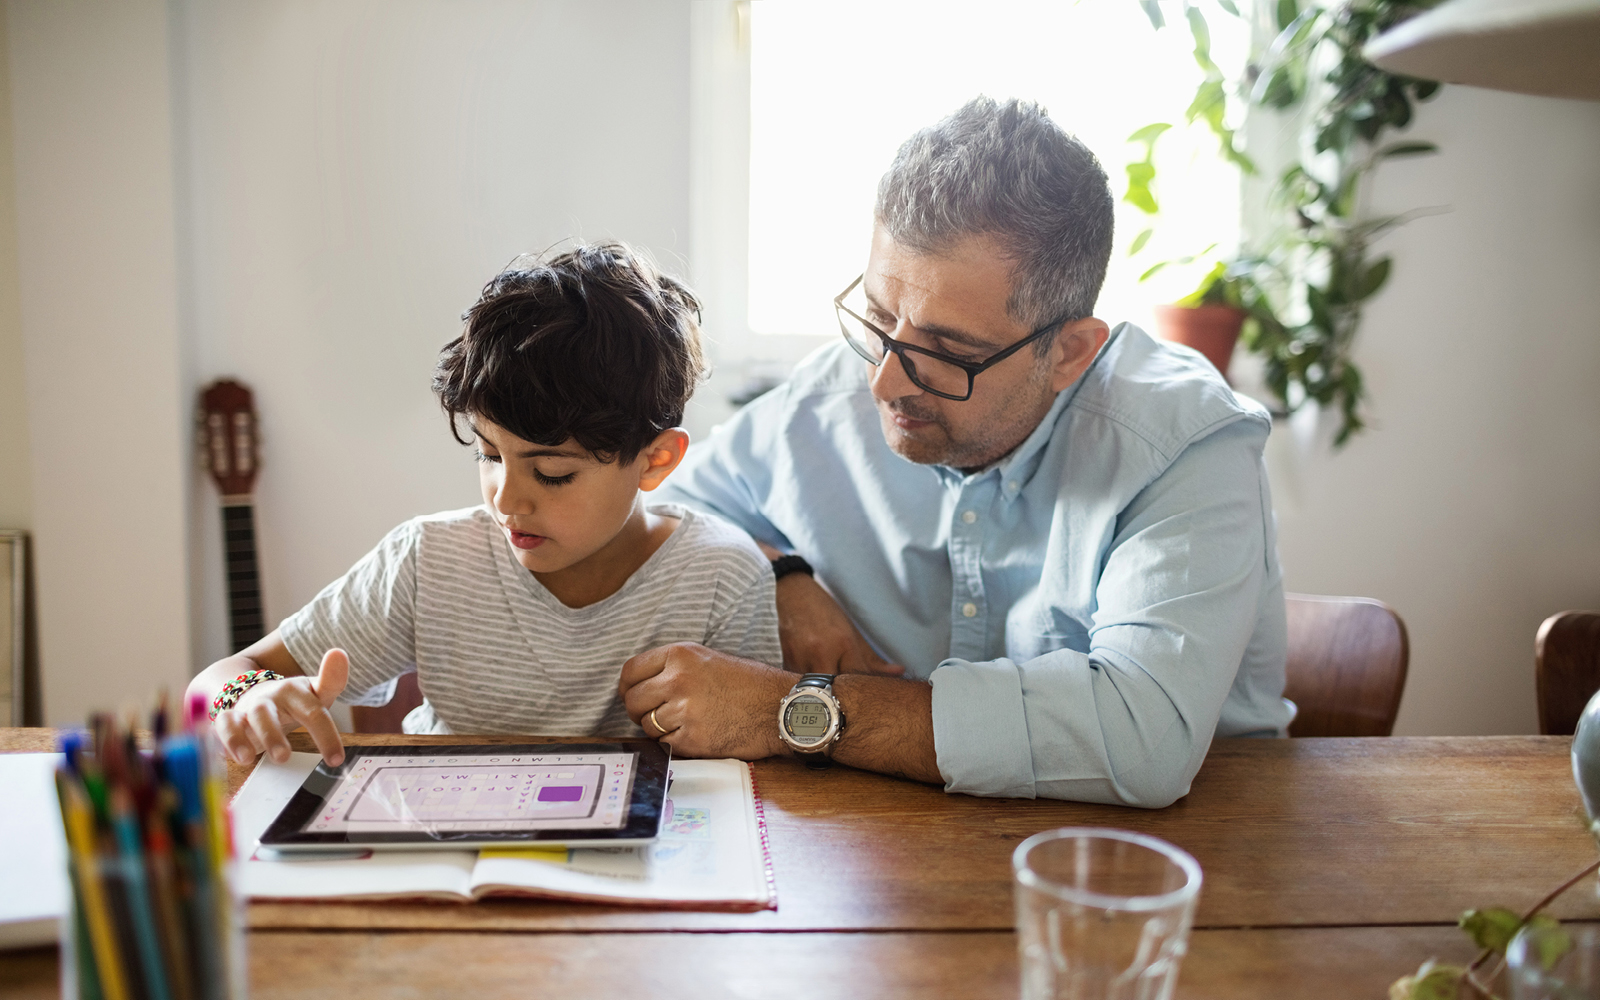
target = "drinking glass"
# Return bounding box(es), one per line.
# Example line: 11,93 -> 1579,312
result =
1508,923 -> 1600,1000
1013,828 -> 1202,1000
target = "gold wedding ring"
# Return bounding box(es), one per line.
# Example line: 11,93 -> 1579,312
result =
649,707 -> 666,736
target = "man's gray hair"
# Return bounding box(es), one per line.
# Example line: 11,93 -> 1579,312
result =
875,97 -> 1115,338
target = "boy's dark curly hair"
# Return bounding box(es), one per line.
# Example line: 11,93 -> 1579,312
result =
433,241 -> 706,463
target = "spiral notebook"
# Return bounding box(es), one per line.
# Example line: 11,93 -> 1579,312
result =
231,752 -> 776,911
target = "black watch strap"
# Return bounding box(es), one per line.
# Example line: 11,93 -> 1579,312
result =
771,554 -> 814,581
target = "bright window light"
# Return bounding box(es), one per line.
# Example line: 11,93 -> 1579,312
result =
748,0 -> 1249,340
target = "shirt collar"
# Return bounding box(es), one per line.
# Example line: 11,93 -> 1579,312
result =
932,376 -> 1083,497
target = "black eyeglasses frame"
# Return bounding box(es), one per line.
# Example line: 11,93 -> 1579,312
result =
832,274 -> 1067,402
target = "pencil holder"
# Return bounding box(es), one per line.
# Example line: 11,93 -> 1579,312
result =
55,697 -> 248,1000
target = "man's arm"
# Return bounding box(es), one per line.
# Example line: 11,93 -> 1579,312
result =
616,644 -> 939,783
623,421 -> 1280,806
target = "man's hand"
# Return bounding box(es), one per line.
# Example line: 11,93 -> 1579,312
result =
775,573 -> 904,677
618,643 -> 795,759
215,648 -> 349,767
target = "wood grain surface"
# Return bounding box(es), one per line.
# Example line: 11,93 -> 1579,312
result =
4,729 -> 1597,933
0,926 -> 1495,1000
5,728 -> 1596,995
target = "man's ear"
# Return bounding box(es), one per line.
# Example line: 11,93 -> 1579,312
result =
1048,318 -> 1111,393
638,428 -> 690,491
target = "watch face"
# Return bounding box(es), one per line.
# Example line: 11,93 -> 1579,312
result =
783,695 -> 831,746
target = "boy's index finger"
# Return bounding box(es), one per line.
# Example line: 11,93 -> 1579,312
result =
300,706 -> 346,767
618,647 -> 670,694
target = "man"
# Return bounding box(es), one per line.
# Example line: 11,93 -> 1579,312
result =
620,97 -> 1291,808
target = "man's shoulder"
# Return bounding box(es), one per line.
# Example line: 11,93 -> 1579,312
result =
1065,323 -> 1271,462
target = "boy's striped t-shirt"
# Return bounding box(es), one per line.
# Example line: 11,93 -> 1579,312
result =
278,503 -> 781,737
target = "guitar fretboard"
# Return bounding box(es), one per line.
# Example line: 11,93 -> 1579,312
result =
221,501 -> 264,653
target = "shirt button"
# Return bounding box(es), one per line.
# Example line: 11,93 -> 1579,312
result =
961,510 -> 977,524
962,602 -> 978,618
1007,481 -> 1019,492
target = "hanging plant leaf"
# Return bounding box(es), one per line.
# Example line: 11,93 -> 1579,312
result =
1129,228 -> 1154,256
1139,0 -> 1165,30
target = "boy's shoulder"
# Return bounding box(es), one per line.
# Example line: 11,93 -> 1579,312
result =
381,505 -> 496,555
650,503 -> 769,577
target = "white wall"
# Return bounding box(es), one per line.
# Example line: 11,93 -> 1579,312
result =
8,0 -> 194,723
5,0 -> 693,720
1267,86 -> 1600,735
177,0 -> 694,669
0,5 -> 26,532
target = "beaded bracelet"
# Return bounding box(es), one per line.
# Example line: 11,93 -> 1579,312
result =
209,668 -> 284,720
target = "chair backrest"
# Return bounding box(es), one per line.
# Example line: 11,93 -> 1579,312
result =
1284,593 -> 1410,737
349,670 -> 424,734
1535,611 -> 1600,736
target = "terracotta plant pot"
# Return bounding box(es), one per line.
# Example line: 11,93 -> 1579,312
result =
1152,304 -> 1247,382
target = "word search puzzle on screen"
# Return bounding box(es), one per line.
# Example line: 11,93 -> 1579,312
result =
258,742 -> 670,850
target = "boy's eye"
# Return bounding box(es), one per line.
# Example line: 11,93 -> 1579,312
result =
534,471 -> 577,487
474,450 -> 501,465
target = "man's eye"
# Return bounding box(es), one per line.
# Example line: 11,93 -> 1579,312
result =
535,471 -> 577,486
474,450 -> 501,464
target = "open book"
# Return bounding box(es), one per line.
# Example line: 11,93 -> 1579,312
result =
231,752 -> 776,911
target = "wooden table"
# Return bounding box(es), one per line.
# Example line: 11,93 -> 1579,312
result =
4,730 -> 1596,998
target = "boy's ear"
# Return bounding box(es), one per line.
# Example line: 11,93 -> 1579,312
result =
637,428 -> 690,491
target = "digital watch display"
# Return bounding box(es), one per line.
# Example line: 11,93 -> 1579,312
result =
778,674 -> 845,768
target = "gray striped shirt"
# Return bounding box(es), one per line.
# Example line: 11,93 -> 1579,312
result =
279,503 -> 780,737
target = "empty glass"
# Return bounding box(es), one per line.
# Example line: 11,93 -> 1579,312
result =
1013,828 -> 1203,1000
1509,923 -> 1600,999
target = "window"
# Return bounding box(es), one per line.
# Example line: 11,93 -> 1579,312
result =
746,0 -> 1249,341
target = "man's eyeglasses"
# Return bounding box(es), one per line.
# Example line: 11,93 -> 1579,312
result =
833,275 -> 1065,402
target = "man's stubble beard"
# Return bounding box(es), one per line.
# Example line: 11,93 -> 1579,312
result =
878,362 -> 1056,472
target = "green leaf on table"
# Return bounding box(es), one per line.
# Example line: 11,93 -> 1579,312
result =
1389,960 -> 1466,1000
1129,228 -> 1154,256
1460,907 -> 1524,953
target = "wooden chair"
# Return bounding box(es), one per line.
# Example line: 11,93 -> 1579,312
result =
1535,611 -> 1600,736
349,670 -> 424,734
1284,593 -> 1410,737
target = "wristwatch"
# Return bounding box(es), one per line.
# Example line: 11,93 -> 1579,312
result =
778,673 -> 845,769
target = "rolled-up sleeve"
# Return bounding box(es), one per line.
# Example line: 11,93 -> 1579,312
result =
930,421 -> 1273,807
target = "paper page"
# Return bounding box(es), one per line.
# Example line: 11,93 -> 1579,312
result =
0,754 -> 67,946
469,758 -> 771,907
232,752 -> 476,901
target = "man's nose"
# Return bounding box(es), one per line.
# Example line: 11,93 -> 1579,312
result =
868,344 -> 922,402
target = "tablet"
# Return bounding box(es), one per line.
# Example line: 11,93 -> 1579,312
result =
256,741 -> 669,852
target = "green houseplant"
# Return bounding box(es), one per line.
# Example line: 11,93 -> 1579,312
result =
1128,0 -> 1444,446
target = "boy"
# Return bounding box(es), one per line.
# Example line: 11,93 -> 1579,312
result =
186,242 -> 782,767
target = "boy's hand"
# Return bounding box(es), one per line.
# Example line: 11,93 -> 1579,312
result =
618,643 -> 793,760
775,574 -> 903,677
215,648 -> 349,767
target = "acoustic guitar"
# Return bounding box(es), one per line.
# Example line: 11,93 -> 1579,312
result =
198,380 -> 265,653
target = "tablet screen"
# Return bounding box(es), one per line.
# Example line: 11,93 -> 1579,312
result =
310,750 -> 635,833
258,741 -> 669,849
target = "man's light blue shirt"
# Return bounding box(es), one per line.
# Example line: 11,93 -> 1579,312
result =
657,324 -> 1292,808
